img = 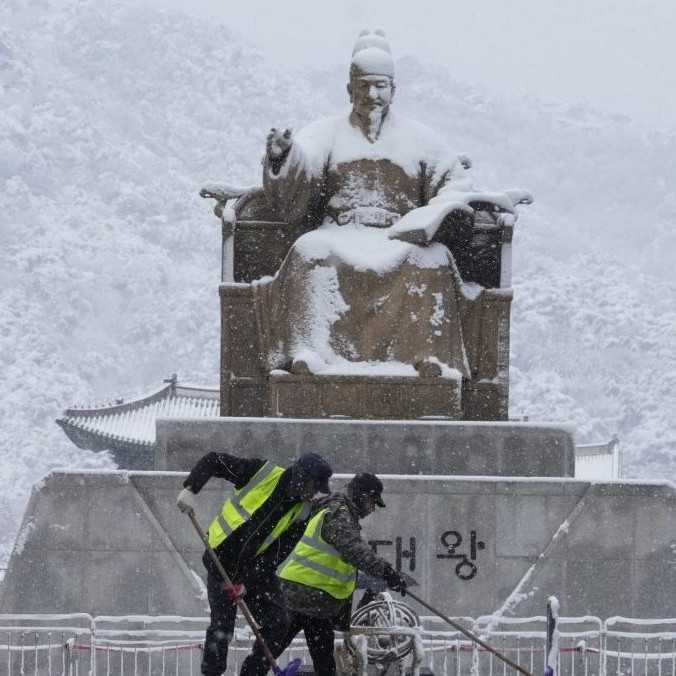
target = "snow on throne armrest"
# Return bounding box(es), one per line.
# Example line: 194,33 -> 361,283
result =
200,183 -> 261,220
387,188 -> 532,245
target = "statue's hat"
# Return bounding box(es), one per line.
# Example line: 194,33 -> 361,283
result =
350,29 -> 394,78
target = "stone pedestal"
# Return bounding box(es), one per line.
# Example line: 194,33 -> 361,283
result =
4,470 -> 674,620
155,417 -> 575,477
268,372 -> 462,419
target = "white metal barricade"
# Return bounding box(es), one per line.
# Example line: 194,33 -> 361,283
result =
0,613 -> 94,676
603,617 -> 676,676
0,613 -> 674,675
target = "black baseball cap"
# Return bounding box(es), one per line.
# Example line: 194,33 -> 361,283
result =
294,453 -> 333,494
351,472 -> 386,507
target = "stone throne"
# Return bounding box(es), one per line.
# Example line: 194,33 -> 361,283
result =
204,182 -> 515,422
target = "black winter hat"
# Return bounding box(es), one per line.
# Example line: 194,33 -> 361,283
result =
294,453 -> 333,493
350,472 -> 386,507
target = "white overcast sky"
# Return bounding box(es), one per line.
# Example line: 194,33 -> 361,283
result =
151,0 -> 675,127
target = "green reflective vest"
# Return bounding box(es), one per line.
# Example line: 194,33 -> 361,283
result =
277,507 -> 357,600
208,461 -> 310,554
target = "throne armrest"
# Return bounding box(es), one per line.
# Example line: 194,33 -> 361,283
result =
204,186 -> 310,282
453,205 -> 515,421
200,183 -> 259,219
200,182 -> 259,203
470,209 -> 513,288
435,206 -> 512,288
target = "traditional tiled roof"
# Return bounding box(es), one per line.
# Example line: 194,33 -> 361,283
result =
575,437 -> 622,479
56,376 -> 220,454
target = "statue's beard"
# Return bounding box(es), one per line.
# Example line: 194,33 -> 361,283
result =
350,103 -> 389,142
365,107 -> 384,142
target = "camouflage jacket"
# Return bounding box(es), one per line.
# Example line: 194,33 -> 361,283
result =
280,493 -> 390,623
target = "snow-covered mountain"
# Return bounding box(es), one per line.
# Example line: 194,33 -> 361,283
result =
1,0 -> 674,568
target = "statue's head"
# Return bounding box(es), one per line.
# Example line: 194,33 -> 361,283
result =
347,30 -> 396,134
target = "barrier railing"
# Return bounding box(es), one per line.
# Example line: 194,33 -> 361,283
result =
0,612 -> 674,675
603,617 -> 676,676
0,613 -> 95,676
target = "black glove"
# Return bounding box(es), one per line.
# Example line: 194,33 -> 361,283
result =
382,565 -> 408,595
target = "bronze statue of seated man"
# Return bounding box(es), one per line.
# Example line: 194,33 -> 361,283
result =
231,30 -> 531,384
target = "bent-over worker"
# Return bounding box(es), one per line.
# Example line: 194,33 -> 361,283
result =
177,451 -> 333,676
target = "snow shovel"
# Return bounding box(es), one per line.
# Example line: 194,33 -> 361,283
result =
404,589 -> 533,676
184,508 -> 302,676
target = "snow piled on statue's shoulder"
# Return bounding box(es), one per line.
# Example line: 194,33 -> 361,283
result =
291,111 -> 459,175
332,112 -> 457,173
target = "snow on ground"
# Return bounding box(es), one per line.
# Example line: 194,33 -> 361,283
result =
1,0 -> 675,570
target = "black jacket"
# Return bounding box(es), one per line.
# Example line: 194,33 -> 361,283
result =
184,452 -> 309,581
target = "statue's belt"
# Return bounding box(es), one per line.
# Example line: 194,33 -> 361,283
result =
329,207 -> 402,228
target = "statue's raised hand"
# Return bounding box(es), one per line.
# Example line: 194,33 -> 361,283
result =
266,127 -> 293,160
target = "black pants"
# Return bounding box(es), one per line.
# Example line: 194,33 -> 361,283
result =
202,568 -> 287,676
239,611 -> 336,676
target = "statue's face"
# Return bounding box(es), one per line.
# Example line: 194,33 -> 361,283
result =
348,75 -> 395,119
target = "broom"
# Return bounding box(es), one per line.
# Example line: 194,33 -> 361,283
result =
184,508 -> 301,676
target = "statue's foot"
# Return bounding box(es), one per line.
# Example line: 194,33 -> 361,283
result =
415,359 -> 442,378
290,359 -> 312,375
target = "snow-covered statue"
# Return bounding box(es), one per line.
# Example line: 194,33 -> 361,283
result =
252,30 -> 530,380
204,30 -> 531,419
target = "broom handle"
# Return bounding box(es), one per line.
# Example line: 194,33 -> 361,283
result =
405,589 -> 532,676
186,509 -> 281,671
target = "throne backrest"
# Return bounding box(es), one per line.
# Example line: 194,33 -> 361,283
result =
225,190 -> 309,282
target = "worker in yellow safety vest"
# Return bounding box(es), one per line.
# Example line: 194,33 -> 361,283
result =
238,472 -> 408,676
176,451 -> 333,676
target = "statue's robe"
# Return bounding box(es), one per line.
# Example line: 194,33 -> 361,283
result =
253,111 -> 474,378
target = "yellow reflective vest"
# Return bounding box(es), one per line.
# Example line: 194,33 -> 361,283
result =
207,461 -> 310,554
277,507 -> 357,600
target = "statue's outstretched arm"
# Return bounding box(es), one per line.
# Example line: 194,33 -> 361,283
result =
262,127 -> 326,225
